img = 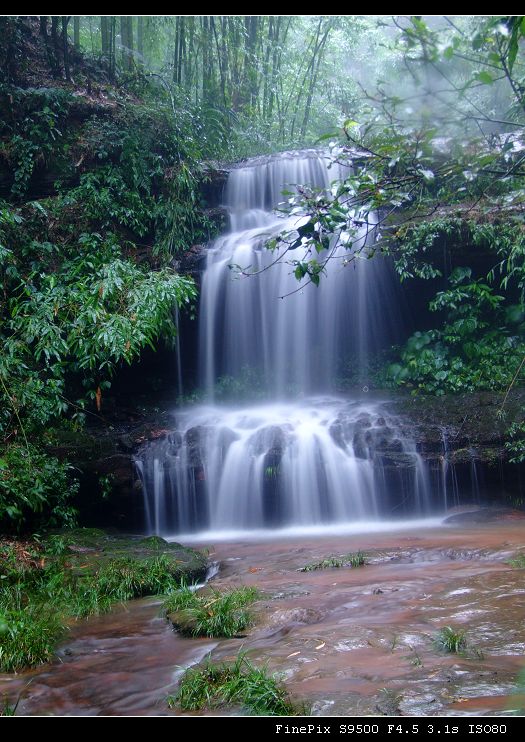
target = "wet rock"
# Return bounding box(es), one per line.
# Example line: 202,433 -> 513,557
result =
50,528 -> 208,584
445,508 -> 525,525
329,421 -> 345,450
250,425 -> 288,456
184,426 -> 207,467
168,431 -> 183,448
375,690 -> 402,716
268,607 -> 322,628
270,588 -> 311,600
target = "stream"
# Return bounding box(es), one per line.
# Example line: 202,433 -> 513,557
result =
2,517 -> 525,716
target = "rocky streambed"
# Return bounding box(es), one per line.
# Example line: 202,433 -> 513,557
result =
2,513 -> 525,716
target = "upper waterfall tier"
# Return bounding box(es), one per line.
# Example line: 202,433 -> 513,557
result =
200,150 -> 404,397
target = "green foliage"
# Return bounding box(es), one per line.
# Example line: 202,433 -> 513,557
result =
434,625 -> 467,654
0,603 -> 65,673
0,86 -> 72,200
64,168 -> 155,237
0,444 -> 78,532
0,219 -> 196,437
507,552 -> 525,568
164,584 -> 259,638
168,653 -> 297,716
506,422 -> 525,464
299,551 -> 366,572
1,697 -> 17,716
70,102 -> 217,254
385,268 -> 525,395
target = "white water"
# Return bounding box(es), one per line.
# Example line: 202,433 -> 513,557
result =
200,150 -> 403,396
136,150 -> 437,537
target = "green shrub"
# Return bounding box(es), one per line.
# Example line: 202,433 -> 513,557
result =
385,269 -> 525,395
0,444 -> 78,532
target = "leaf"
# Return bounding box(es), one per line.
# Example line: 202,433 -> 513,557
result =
316,132 -> 340,143
419,169 -> 435,182
315,642 -> 326,649
287,651 -> 301,658
95,386 -> 102,412
475,70 -> 494,85
450,266 -> 472,285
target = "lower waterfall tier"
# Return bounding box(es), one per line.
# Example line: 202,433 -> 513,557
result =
135,396 -> 446,536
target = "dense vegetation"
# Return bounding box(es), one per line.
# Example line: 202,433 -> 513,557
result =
0,530 -> 206,672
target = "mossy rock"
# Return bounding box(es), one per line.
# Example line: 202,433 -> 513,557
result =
44,528 -> 208,584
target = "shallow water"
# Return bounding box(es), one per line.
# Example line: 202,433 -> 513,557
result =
2,518 -> 525,716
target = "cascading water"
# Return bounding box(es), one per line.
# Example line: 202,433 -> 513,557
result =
200,151 -> 404,396
136,150 -> 438,538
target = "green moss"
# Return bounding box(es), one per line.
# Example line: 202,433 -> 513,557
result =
139,535 -> 169,548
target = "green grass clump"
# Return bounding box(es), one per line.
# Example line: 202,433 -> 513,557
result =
164,584 -> 259,638
0,604 -> 65,673
299,551 -> 366,572
434,625 -> 467,654
1,695 -> 19,716
167,654 -> 297,716
508,553 -> 525,568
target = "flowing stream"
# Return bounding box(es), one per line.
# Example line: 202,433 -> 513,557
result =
2,520 -> 525,716
136,150 -> 438,537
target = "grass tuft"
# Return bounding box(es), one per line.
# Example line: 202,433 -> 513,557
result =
434,625 -> 467,654
167,653 -> 298,716
299,551 -> 366,572
164,584 -> 259,638
0,604 -> 65,673
508,553 -> 525,568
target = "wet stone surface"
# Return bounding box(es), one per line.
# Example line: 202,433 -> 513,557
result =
1,519 -> 525,716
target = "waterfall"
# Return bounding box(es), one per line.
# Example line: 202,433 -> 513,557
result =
200,150 -> 403,396
136,150 -> 437,537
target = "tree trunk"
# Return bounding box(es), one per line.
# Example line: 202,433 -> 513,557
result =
109,17 -> 116,79
300,19 -> 333,139
101,16 -> 109,57
120,16 -> 133,71
62,16 -> 71,81
173,16 -> 180,84
126,16 -> 134,66
137,16 -> 144,63
120,17 -> 128,69
51,16 -> 61,77
73,17 -> 80,50
40,16 -> 55,75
